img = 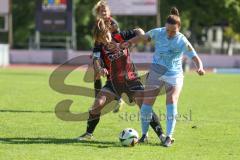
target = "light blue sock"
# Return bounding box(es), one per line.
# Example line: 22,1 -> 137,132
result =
166,104 -> 178,138
140,104 -> 153,135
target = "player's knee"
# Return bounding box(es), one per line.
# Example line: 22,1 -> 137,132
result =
94,73 -> 101,80
95,96 -> 106,106
167,95 -> 179,104
94,100 -> 102,107
143,98 -> 155,106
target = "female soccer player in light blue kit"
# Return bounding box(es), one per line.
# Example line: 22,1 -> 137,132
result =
121,7 -> 205,147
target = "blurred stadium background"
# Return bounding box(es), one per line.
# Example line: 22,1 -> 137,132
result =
0,0 -> 240,71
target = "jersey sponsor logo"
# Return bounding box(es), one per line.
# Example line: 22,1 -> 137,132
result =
108,51 -> 125,61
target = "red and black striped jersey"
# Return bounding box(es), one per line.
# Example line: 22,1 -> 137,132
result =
93,30 -> 139,83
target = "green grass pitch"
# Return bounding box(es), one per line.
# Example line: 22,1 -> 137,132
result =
0,67 -> 240,160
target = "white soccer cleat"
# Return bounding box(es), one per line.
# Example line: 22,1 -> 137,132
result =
76,132 -> 94,141
163,136 -> 175,147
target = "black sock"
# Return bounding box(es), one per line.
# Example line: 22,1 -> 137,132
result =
150,111 -> 164,137
94,79 -> 102,97
86,112 -> 100,134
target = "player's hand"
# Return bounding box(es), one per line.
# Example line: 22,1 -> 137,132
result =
197,67 -> 205,76
98,68 -> 109,77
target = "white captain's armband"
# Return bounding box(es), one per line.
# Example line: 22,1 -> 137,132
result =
93,52 -> 101,59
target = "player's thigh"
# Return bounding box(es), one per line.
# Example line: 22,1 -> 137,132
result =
142,80 -> 166,106
90,88 -> 116,114
126,80 -> 144,107
165,81 -> 183,104
142,70 -> 165,106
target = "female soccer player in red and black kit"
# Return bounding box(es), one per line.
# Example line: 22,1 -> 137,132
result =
92,1 -> 122,112
76,18 -> 166,143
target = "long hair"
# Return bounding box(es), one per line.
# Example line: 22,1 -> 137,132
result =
93,18 -> 111,44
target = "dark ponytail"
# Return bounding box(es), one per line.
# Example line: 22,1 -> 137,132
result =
166,7 -> 181,26
170,7 -> 179,16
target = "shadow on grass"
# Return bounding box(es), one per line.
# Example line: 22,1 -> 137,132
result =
0,137 -> 160,147
0,137 -> 123,148
0,110 -> 53,113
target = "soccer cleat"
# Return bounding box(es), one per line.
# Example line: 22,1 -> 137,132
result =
112,99 -> 124,113
138,134 -> 148,143
163,136 -> 175,147
159,134 -> 166,144
76,132 -> 94,141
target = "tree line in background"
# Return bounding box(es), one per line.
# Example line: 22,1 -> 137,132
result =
7,0 -> 240,53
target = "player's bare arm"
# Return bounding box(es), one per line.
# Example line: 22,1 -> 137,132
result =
93,59 -> 108,77
192,56 -> 205,76
120,34 -> 150,49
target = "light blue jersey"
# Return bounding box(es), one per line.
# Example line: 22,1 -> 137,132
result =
146,27 -> 197,76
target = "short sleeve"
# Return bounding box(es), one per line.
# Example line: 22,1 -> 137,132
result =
145,28 -> 161,41
182,37 -> 197,59
120,30 -> 136,40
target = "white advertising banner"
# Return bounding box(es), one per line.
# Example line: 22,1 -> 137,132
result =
107,0 -> 157,15
0,0 -> 9,14
0,44 -> 9,67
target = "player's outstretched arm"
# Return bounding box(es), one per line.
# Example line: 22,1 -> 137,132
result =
120,34 -> 150,49
133,28 -> 145,36
192,56 -> 205,76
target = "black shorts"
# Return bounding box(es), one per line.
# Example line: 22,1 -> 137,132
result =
102,79 -> 144,103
